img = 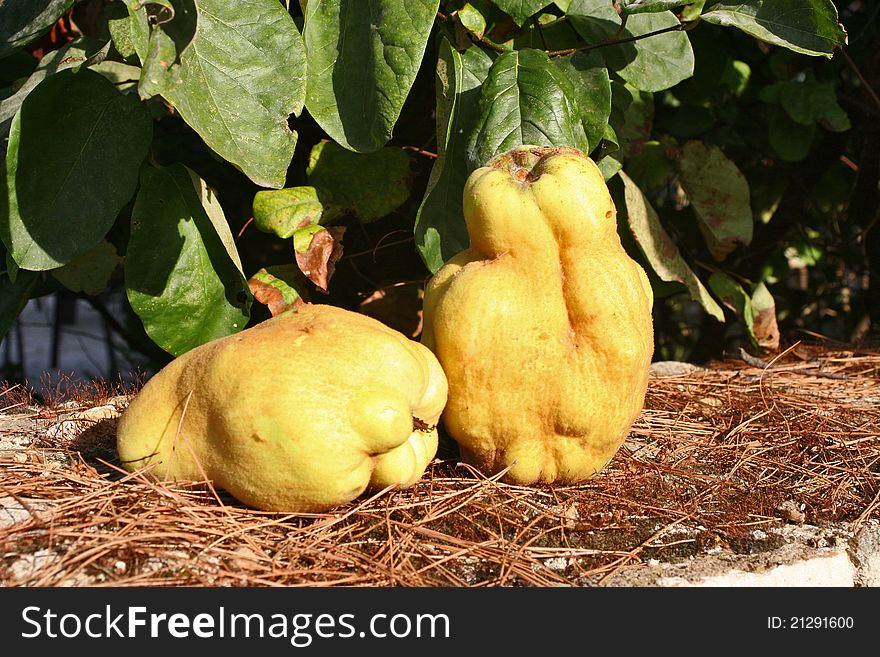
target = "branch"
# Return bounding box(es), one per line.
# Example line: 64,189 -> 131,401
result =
547,18 -> 700,58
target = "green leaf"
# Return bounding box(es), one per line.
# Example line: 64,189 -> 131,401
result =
306,141 -> 412,223
618,171 -> 724,321
603,11 -> 695,92
720,59 -> 751,96
0,269 -> 37,341
253,187 -> 326,239
51,241 -> 122,296
700,0 -> 847,58
126,163 -> 251,356
1,68 -> 152,271
292,223 -> 325,254
708,270 -> 752,329
491,0 -> 552,25
1,38 -> 108,138
567,0 -> 621,43
0,0 -> 75,58
89,61 -> 142,93
131,0 -> 307,189
458,3 -> 487,38
620,1 -> 694,14
768,107 -> 815,162
304,0 -> 440,153
466,48 -> 590,170
107,3 -> 138,60
415,39 -> 494,274
678,140 -> 753,261
552,51 -> 612,154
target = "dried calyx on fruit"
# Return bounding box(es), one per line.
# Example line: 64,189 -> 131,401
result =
422,145 -> 654,485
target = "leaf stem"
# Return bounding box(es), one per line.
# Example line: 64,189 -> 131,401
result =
546,18 -> 700,58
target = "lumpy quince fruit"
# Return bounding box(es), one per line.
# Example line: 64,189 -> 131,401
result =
116,304 -> 448,512
421,146 -> 654,485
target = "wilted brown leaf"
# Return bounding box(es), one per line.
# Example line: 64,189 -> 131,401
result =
247,265 -> 307,316
751,282 -> 780,351
295,226 -> 345,293
753,306 -> 780,351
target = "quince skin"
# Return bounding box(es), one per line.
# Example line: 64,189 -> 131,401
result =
117,304 -> 448,512
422,146 -> 654,484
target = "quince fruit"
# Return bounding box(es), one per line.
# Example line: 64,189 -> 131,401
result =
116,304 -> 448,512
421,146 -> 654,485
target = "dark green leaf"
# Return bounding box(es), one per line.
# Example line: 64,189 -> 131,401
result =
466,48 -> 590,169
304,0 -> 440,153
0,268 -> 37,340
567,0 -> 621,43
620,1 -> 694,14
415,39 -> 493,273
768,107 -> 815,161
5,251 -> 19,284
600,80 -> 654,179
306,141 -> 412,223
657,104 -> 714,139
763,80 -> 851,131
126,163 -> 251,356
51,241 -> 121,296
625,140 -> 675,190
603,11 -> 695,92
619,171 -> 724,320
491,0 -> 552,25
552,51 -> 612,153
700,0 -> 847,58
0,0 -> 75,58
678,140 -> 753,261
720,59 -> 751,96
1,38 -> 107,138
253,187 -> 326,239
708,270 -> 751,326
131,0 -> 307,188
1,68 -> 152,271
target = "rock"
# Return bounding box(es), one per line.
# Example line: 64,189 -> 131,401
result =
649,361 -> 706,377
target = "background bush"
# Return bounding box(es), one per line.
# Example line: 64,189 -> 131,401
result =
0,0 -> 875,376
